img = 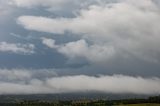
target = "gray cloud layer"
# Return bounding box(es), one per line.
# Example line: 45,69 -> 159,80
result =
0,69 -> 160,95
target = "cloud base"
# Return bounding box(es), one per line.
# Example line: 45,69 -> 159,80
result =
0,69 -> 160,95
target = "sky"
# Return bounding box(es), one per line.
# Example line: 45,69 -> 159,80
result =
0,0 -> 160,95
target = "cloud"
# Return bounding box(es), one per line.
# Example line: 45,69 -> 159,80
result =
42,38 -> 115,63
17,0 -> 160,63
0,69 -> 31,81
0,0 -> 14,17
17,0 -> 159,34
10,0 -> 103,13
0,68 -> 160,94
0,69 -> 57,81
10,0 -> 71,7
41,37 -> 58,49
0,42 -> 35,54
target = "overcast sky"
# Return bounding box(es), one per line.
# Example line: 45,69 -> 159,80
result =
0,0 -> 160,95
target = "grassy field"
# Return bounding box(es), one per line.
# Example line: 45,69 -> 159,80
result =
117,103 -> 160,106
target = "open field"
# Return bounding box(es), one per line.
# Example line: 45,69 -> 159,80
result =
117,103 -> 160,106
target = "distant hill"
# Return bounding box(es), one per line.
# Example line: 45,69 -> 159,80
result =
0,93 -> 152,103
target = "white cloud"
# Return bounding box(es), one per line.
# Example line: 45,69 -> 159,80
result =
0,69 -> 57,81
42,38 -> 115,63
17,0 -> 160,35
0,69 -> 31,81
0,68 -> 160,95
45,75 -> 160,95
41,37 -> 58,49
0,42 -> 35,54
58,40 -> 115,63
18,0 -> 160,63
18,16 -> 73,34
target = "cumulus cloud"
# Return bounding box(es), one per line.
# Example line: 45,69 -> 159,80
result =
0,42 -> 35,54
0,69 -> 31,81
0,68 -> 160,95
42,38 -> 115,63
17,0 -> 160,35
17,0 -> 160,63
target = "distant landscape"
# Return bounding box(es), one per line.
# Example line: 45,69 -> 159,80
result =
0,94 -> 159,106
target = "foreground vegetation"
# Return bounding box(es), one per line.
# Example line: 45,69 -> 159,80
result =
0,95 -> 159,106
117,103 -> 160,106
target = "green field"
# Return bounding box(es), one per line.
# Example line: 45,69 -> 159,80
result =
117,103 -> 160,106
